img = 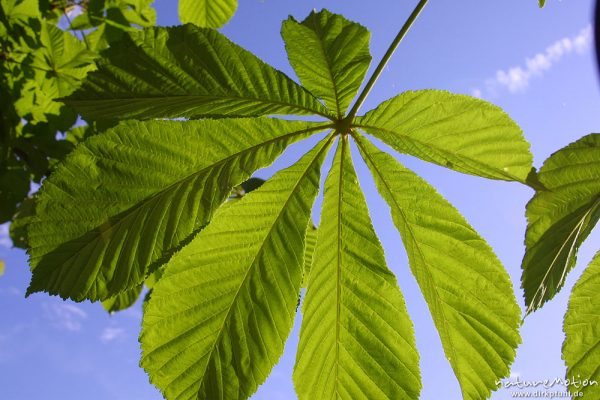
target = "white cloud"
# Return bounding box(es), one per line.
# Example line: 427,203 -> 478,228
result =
43,302 -> 88,332
472,25 -> 592,97
100,327 -> 126,343
0,223 -> 11,248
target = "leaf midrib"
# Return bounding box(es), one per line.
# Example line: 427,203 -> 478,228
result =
306,16 -> 343,119
355,123 -> 524,182
354,136 -> 463,386
196,135 -> 333,397
31,124 -> 332,298
66,94 -> 335,119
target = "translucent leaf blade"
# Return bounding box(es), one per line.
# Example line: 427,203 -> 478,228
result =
522,133 -> 600,313
563,251 -> 600,399
179,0 -> 237,28
294,138 -> 421,400
355,90 -> 532,182
140,137 -> 331,400
64,25 -> 332,120
355,135 -> 521,400
301,223 -> 317,287
281,9 -> 371,117
27,118 -> 328,301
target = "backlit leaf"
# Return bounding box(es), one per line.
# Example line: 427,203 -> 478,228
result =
355,135 -> 521,400
355,90 -> 532,182
27,118 -> 330,301
301,223 -> 317,287
140,136 -> 331,400
522,133 -> 600,313
563,251 -> 600,399
179,0 -> 237,28
294,137 -> 421,400
65,25 -> 332,120
282,9 -> 371,117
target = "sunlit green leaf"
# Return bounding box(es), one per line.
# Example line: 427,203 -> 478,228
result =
1,0 -> 39,26
355,90 -> 533,182
301,222 -> 317,287
295,138 -> 421,400
282,9 -> 371,117
563,251 -> 600,399
31,22 -> 97,97
355,135 -> 521,400
141,136 -> 331,400
27,118 -> 329,301
65,25 -> 332,120
179,0 -> 237,28
522,134 -> 600,313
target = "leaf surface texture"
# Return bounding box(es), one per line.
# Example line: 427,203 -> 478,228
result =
140,136 -> 331,400
355,135 -> 521,400
522,133 -> 600,313
65,25 -> 331,120
563,251 -> 600,399
294,138 -> 421,400
179,0 -> 237,28
27,118 -> 327,301
281,9 -> 371,117
356,90 -> 532,182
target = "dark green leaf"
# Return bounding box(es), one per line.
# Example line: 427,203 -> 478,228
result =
9,195 -> 35,248
102,284 -> 143,313
522,134 -> 600,313
0,165 -> 29,223
65,25 -> 332,120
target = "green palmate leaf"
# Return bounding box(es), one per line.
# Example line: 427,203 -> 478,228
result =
355,90 -> 532,182
74,0 -> 157,52
301,223 -> 317,287
1,0 -> 39,25
294,138 -> 420,400
282,9 -> 371,118
13,22 -> 95,122
141,136 -> 331,400
64,24 -> 332,120
355,135 -> 521,400
102,284 -> 143,313
563,251 -> 600,398
27,118 -> 330,301
179,0 -> 237,28
31,22 -> 97,97
522,134 -> 600,313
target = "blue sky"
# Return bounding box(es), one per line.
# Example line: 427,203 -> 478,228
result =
1,0 -> 600,399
